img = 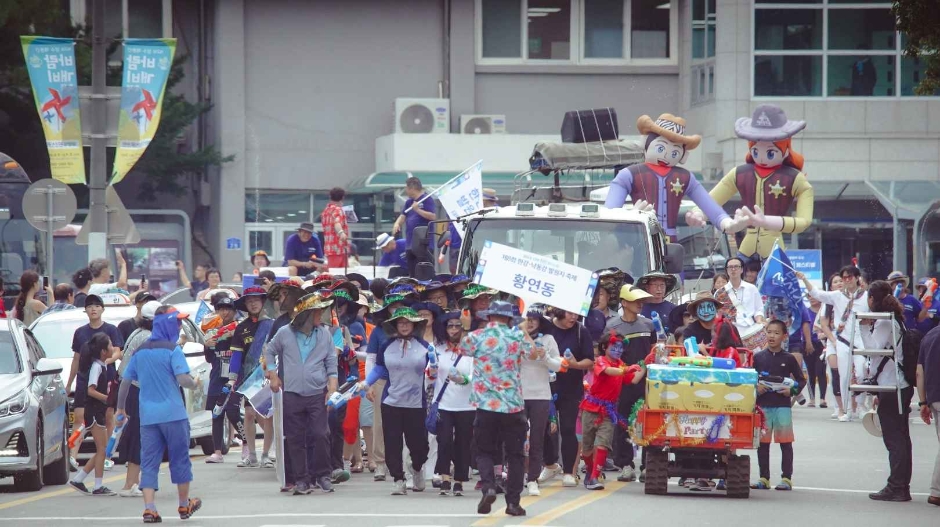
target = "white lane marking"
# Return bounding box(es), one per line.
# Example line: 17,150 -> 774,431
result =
666,481 -> 930,496
0,513 -> 480,522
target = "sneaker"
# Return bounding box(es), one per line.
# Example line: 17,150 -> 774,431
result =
689,479 -> 715,492
830,410 -> 840,420
260,456 -> 274,469
104,459 -> 114,471
584,476 -> 605,490
205,453 -> 224,463
405,471 -> 414,490
142,509 -> 162,523
432,475 -> 442,488
178,498 -> 202,520
231,436 -> 242,447
391,479 -> 407,496
292,481 -> 313,495
775,478 -> 793,491
118,484 -> 143,497
411,465 -> 426,492
453,482 -> 464,496
579,460 -> 587,474
750,477 -> 771,490
838,414 -> 851,422
316,476 -> 334,493
477,488 -> 497,514
716,479 -> 727,490
617,466 -> 636,482
638,469 -> 646,483
374,464 -> 387,481
91,486 -> 116,496
505,503 -> 526,517
526,481 -> 540,496
70,480 -> 90,494
678,478 -> 689,487
439,480 -> 451,496
280,483 -> 295,493
237,457 -> 258,468
241,444 -> 249,460
537,464 -> 562,484
69,456 -> 79,472
562,474 -> 577,487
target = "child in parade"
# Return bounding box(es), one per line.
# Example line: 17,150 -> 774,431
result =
70,333 -> 117,496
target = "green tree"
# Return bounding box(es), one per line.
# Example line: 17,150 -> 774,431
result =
894,0 -> 940,95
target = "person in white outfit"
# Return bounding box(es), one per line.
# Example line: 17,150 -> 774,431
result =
431,310 -> 474,496
723,258 -> 765,349
522,305 -> 563,496
799,265 -> 869,421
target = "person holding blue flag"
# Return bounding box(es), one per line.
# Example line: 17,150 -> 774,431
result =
758,244 -> 810,378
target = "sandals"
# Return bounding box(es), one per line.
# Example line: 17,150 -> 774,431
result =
350,463 -> 364,473
143,509 -> 162,523
750,478 -> 771,490
178,498 -> 202,520
775,478 -> 793,491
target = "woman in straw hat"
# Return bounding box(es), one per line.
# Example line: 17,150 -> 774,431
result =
604,113 -> 748,241
688,104 -> 814,260
357,307 -> 437,496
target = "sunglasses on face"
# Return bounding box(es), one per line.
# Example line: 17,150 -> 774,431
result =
446,322 -> 463,328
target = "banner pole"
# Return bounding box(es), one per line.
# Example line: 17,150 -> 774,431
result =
87,0 -> 109,260
403,160 -> 482,214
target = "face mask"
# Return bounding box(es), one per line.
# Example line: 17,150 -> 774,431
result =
697,302 -> 716,322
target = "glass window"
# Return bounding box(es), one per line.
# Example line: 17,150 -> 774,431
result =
584,0 -> 623,58
527,0 -> 571,60
128,0 -> 163,37
754,55 -> 822,96
481,0 -> 522,58
631,0 -> 670,59
901,55 -> 940,96
0,333 -> 21,375
248,230 -> 274,256
827,9 -> 895,51
692,26 -> 705,59
754,9 -> 822,50
827,55 -> 895,96
707,25 -> 715,57
245,192 -> 311,223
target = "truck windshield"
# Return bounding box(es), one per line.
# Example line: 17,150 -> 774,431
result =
460,218 -> 650,280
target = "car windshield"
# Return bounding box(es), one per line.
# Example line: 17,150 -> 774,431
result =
0,332 -> 21,374
31,313 -> 128,360
460,218 -> 651,280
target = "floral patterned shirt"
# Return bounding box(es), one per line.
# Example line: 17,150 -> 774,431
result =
459,321 -> 533,414
320,202 -> 348,257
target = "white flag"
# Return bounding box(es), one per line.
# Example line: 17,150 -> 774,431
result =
437,160 -> 483,239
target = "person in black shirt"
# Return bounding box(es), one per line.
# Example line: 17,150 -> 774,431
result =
751,320 -> 805,491
203,295 -> 241,463
118,292 -> 157,343
537,309 -> 595,487
72,268 -> 93,308
682,295 -> 722,350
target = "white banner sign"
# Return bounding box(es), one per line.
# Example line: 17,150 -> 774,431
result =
437,160 -> 483,239
473,241 -> 598,316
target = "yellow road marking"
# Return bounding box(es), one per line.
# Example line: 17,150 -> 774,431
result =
471,482 -> 563,527
520,481 -> 627,526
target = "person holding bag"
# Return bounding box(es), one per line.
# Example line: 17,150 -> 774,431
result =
429,311 -> 474,496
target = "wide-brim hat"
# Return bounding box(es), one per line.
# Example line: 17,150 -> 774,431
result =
382,307 -> 428,335
267,276 -> 304,300
389,276 -> 420,288
448,275 -> 471,288
377,294 -> 411,315
886,271 -> 909,287
387,283 -> 419,299
298,222 -> 315,234
291,291 -> 334,322
459,284 -> 497,304
636,271 -> 680,296
356,293 -> 379,313
420,280 -> 447,295
688,295 -> 721,316
478,300 -> 520,323
329,280 -> 361,303
375,233 -> 396,249
234,286 -> 267,311
252,250 -> 271,266
669,301 -> 691,330
482,188 -> 499,203
597,267 -> 626,291
862,409 -> 882,437
734,104 -> 806,142
410,301 -> 444,319
619,284 -> 653,303
303,273 -> 335,293
637,113 -> 701,150
345,272 -> 370,293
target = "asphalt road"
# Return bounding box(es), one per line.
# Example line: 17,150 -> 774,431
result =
1,399 -> 938,527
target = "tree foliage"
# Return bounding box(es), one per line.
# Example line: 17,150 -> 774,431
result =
894,0 -> 940,95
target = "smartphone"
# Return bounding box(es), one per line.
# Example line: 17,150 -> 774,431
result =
42,276 -> 49,289
253,277 -> 264,286
140,274 -> 147,284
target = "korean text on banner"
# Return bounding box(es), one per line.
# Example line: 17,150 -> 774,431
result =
20,36 -> 85,184
437,160 -> 483,239
757,242 -> 803,336
112,38 -> 177,185
473,241 -> 598,316
787,249 -> 823,296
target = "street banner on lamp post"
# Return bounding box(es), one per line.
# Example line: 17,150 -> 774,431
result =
20,36 -> 86,184
112,38 -> 177,184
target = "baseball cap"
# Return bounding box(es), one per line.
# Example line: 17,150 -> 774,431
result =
135,292 -> 157,305
141,300 -> 161,320
84,294 -> 104,308
213,296 -> 236,310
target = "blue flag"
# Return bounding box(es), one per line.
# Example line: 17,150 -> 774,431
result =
194,300 -> 211,325
757,243 -> 802,336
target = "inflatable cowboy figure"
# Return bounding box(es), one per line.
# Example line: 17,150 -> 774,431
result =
604,114 -> 747,241
688,104 -> 814,261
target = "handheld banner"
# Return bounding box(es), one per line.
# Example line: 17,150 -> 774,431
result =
112,38 -> 177,184
473,240 -> 598,316
437,160 -> 483,239
20,36 -> 85,184
787,249 -> 823,299
757,242 -> 804,336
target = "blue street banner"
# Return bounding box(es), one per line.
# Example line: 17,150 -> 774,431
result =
757,242 -> 803,336
473,240 -> 598,316
20,36 -> 85,184
112,38 -> 177,184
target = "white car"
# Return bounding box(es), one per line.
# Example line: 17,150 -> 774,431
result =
29,306 -> 223,456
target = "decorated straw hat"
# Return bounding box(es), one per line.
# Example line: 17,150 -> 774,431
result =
886,271 -> 909,288
688,294 -> 721,316
734,104 -> 806,142
636,271 -> 680,296
382,307 -> 428,336
291,291 -> 334,323
303,273 -> 335,293
459,284 -> 497,305
636,113 -> 701,150
329,280 -> 361,303
267,276 -> 304,300
234,286 -> 267,312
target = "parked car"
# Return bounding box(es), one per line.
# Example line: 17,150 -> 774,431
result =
29,305 -> 220,456
0,318 -> 70,491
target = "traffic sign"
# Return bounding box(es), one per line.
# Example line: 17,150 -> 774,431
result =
76,185 -> 140,245
22,178 -> 77,232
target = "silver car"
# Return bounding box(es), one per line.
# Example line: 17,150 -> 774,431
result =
29,306 -> 219,456
0,318 -> 70,491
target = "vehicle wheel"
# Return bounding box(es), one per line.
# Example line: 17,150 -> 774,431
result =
643,449 -> 668,495
725,454 -> 750,499
43,417 -> 70,485
198,435 -> 214,456
15,425 -> 44,492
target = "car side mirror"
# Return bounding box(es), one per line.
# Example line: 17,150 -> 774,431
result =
664,243 -> 685,275
182,341 -> 205,358
437,228 -> 452,249
33,357 -> 63,377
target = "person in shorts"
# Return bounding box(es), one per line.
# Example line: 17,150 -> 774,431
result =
70,333 -> 117,496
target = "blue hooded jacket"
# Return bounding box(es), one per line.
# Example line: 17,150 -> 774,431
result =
123,312 -> 190,425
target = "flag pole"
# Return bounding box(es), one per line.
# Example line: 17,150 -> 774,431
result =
768,255 -> 799,274
403,160 -> 483,214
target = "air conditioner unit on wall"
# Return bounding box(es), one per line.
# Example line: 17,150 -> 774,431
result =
460,114 -> 507,135
394,98 -> 450,134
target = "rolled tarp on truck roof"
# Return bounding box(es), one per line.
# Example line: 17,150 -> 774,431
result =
529,139 -> 645,172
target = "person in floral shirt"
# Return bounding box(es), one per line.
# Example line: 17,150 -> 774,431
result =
321,187 -> 350,269
460,300 -> 538,518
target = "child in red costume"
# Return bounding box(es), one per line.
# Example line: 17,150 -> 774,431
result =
580,332 -> 643,490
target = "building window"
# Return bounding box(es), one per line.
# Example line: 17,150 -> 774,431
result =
690,0 -> 715,105
752,1 -> 939,98
476,0 -> 677,65
245,192 -> 312,224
